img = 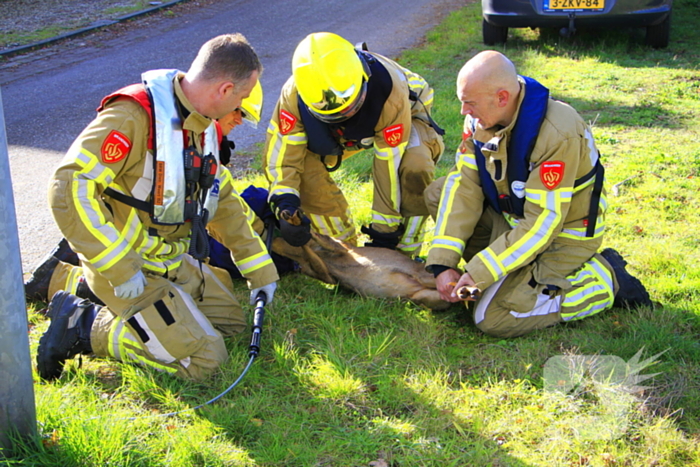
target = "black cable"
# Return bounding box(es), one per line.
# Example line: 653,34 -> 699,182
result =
144,354 -> 257,420
84,221 -> 274,422
248,292 -> 266,357
83,293 -> 268,422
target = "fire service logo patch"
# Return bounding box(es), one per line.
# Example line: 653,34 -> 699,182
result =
101,130 -> 131,164
279,109 -> 296,135
383,124 -> 404,147
540,161 -> 565,190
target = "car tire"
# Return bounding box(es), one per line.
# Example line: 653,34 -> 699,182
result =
645,12 -> 671,48
483,19 -> 508,45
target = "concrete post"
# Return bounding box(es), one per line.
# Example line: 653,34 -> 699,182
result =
0,86 -> 37,456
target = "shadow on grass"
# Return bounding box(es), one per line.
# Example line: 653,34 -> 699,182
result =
496,0 -> 700,71
214,275 -> 537,465
555,99 -> 689,130
21,270 -> 700,465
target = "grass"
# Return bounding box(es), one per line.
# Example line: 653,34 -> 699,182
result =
0,0 -> 158,51
5,0 -> 700,465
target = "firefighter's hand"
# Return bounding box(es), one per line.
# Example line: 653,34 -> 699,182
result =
435,269 -> 463,303
279,209 -> 311,247
114,270 -> 147,300
361,224 -> 404,250
250,281 -> 277,305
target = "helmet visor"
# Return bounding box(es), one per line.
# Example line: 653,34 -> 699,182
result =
240,109 -> 258,128
309,80 -> 367,124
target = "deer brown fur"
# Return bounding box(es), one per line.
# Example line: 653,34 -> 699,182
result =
272,232 -> 450,310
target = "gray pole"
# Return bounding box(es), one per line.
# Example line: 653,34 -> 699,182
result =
0,86 -> 37,455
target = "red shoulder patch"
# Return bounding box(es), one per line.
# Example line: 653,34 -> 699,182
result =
101,130 -> 131,164
540,161 -> 565,190
383,124 -> 404,147
279,109 -> 296,135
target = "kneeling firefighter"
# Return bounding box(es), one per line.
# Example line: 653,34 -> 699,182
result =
25,82 -> 294,308
34,35 -> 279,382
262,32 -> 445,256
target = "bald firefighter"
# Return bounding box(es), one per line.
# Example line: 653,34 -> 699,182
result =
262,32 -> 445,256
35,34 -> 279,381
425,51 -> 652,338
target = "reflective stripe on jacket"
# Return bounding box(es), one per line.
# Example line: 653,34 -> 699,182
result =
263,52 -> 436,231
427,76 -> 607,290
50,71 -> 278,288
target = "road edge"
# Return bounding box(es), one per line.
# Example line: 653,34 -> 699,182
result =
0,0 -> 189,59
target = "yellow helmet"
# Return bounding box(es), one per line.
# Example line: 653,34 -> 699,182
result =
292,32 -> 369,123
240,79 -> 263,128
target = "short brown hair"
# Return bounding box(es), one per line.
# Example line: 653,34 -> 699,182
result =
189,33 -> 262,86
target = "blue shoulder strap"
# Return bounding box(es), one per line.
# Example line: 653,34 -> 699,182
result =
474,76 -> 549,216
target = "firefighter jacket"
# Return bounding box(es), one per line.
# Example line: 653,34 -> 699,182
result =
49,70 -> 278,290
263,51 -> 437,232
427,76 -> 607,290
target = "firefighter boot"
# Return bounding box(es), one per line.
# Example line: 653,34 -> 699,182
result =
24,256 -> 59,302
36,291 -> 99,381
51,238 -> 80,266
601,248 -> 652,309
75,276 -> 105,306
24,239 -> 80,302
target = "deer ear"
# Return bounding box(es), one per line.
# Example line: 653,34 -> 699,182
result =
301,244 -> 337,285
311,232 -> 347,256
271,236 -> 337,285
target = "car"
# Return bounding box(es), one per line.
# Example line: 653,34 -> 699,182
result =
481,0 -> 672,48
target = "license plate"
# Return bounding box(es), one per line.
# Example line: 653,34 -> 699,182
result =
544,0 -> 605,11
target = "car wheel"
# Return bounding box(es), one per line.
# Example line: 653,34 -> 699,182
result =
483,19 -> 508,45
645,13 -> 671,48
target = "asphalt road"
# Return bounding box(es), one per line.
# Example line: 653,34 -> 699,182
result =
0,0 -> 464,273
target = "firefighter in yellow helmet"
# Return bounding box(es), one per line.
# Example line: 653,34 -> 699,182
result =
219,79 -> 263,133
218,79 -> 263,165
262,32 -> 445,255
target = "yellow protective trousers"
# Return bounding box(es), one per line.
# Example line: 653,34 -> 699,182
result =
425,181 -> 618,337
473,250 -> 617,337
75,255 -> 245,380
48,261 -> 85,299
299,119 -> 443,256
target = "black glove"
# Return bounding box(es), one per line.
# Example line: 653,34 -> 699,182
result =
219,136 -> 235,166
279,209 -> 311,247
361,224 -> 404,250
271,193 -> 301,218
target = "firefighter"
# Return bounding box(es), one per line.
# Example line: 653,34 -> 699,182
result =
262,32 -> 445,256
425,50 -> 652,338
35,34 -> 279,382
218,79 -> 263,166
23,81 -> 293,305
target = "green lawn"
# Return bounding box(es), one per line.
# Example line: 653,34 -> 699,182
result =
8,0 -> 700,465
